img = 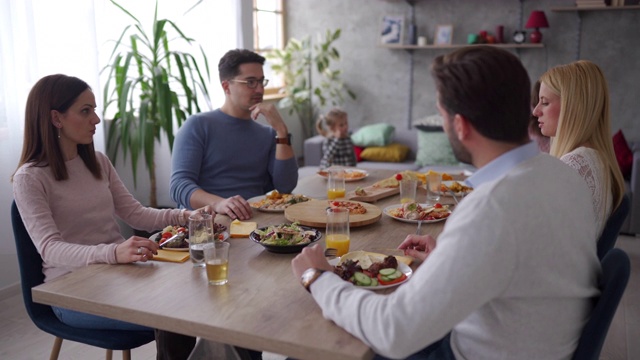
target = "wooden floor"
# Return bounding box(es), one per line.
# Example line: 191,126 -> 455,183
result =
1,235 -> 638,360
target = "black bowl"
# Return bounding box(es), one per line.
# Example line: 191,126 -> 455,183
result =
250,225 -> 322,254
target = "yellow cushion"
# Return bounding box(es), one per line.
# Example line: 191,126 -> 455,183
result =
360,143 -> 410,162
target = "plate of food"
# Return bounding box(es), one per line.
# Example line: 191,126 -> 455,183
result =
317,168 -> 369,182
329,251 -> 412,290
150,224 -> 229,251
437,181 -> 473,196
383,203 -> 451,224
250,222 -> 322,254
248,190 -> 311,212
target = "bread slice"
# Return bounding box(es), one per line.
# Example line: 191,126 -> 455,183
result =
338,250 -> 413,269
230,220 -> 257,238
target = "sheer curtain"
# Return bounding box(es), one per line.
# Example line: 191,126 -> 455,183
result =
0,0 -> 240,287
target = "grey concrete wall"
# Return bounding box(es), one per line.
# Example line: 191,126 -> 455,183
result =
285,0 -> 640,141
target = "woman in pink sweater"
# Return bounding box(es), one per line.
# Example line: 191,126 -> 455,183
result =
12,74 -> 207,358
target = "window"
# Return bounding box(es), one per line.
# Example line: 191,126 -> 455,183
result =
253,0 -> 284,95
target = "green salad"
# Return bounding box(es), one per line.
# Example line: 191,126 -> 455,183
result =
254,222 -> 317,246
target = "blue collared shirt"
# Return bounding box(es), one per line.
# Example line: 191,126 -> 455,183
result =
466,141 -> 540,189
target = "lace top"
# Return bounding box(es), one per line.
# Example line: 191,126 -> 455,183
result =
560,147 -> 612,236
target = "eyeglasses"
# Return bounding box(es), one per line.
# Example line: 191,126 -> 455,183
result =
229,78 -> 269,89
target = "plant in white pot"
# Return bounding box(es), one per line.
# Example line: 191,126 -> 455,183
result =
102,0 -> 211,208
267,29 -> 356,140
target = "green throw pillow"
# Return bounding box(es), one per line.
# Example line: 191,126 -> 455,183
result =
350,123 -> 395,147
415,130 -> 458,167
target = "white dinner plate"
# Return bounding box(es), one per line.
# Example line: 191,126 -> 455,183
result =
328,258 -> 412,290
248,194 -> 311,212
382,204 -> 451,224
150,231 -> 229,252
436,181 -> 473,196
317,168 -> 369,182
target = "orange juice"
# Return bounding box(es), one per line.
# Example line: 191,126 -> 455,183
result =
325,234 -> 350,256
400,197 -> 414,204
327,188 -> 346,200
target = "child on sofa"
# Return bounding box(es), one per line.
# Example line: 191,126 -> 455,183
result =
316,108 -> 357,169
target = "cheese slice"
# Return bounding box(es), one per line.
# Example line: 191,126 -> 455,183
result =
230,220 -> 257,238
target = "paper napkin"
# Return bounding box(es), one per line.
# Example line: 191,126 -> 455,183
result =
152,249 -> 190,263
230,220 -> 257,238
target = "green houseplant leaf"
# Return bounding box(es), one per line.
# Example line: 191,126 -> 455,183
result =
266,28 -> 355,140
102,0 -> 211,207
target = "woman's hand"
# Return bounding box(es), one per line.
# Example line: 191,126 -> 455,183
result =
398,234 -> 437,262
115,236 -> 159,263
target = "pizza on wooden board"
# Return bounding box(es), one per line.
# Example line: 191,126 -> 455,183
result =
328,200 -> 367,215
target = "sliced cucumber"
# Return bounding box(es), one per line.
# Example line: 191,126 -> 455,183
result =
370,278 -> 379,287
378,268 -> 397,276
353,272 -> 372,286
385,269 -> 403,280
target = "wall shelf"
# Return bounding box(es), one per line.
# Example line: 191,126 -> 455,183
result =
380,43 -> 544,50
552,5 -> 640,11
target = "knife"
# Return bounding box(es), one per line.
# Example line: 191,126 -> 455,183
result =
159,232 -> 186,249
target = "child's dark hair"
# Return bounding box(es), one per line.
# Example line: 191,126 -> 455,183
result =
316,108 -> 347,137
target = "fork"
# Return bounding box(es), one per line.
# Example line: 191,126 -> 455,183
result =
324,248 -> 338,257
447,189 -> 460,205
415,220 -> 423,235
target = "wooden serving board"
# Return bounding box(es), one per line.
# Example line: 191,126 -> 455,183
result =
344,185 -> 399,203
284,199 -> 382,228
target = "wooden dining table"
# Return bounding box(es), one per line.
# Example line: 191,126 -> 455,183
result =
32,168 -> 458,360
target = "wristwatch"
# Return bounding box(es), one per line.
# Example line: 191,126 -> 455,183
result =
301,268 -> 326,293
275,133 -> 292,145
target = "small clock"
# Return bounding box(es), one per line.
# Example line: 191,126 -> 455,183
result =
513,31 -> 526,44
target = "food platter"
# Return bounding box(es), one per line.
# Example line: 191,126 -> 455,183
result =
317,168 -> 369,182
150,231 -> 229,252
249,225 -> 322,254
382,204 -> 451,224
248,194 -> 311,212
284,199 -> 382,228
328,258 -> 412,290
436,181 -> 473,196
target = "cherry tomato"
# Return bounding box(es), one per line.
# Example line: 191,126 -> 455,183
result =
395,173 -> 403,181
377,273 -> 407,286
176,227 -> 187,234
217,233 -> 224,240
332,201 -> 340,207
434,203 -> 443,209
161,232 -> 173,240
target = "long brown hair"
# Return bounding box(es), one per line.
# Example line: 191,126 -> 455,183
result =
12,74 -> 101,182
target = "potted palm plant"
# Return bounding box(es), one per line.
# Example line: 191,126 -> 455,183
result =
267,29 -> 356,140
102,0 -> 211,208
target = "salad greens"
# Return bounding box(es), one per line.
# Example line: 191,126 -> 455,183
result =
254,222 -> 317,246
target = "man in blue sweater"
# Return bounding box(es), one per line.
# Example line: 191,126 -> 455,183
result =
171,49 -> 298,220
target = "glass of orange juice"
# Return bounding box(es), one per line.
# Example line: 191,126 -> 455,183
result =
325,208 -> 350,257
327,167 -> 346,200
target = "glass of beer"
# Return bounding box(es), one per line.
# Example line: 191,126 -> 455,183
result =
399,179 -> 418,204
204,241 -> 230,285
327,167 -> 346,200
325,207 -> 350,257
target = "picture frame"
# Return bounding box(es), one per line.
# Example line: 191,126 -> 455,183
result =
380,15 -> 404,45
434,25 -> 454,45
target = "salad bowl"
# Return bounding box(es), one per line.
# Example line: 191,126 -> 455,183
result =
250,223 -> 322,254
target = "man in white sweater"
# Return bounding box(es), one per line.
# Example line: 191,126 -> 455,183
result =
292,46 -> 599,360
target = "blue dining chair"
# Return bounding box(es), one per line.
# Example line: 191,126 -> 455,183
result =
11,201 -> 155,360
572,248 -> 630,360
597,194 -> 630,260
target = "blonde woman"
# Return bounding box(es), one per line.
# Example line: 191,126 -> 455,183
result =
533,60 -> 625,235
315,108 -> 357,169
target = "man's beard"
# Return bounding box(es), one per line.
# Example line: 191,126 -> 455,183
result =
445,123 -> 472,165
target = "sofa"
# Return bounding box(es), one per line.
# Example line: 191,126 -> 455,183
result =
302,126 -> 476,174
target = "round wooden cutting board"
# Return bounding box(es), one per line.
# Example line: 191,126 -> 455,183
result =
284,199 -> 382,228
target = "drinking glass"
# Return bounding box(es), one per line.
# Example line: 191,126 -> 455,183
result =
189,213 -> 214,268
400,179 -> 418,204
325,208 -> 350,257
426,172 -> 441,204
204,241 -> 230,285
327,167 -> 346,200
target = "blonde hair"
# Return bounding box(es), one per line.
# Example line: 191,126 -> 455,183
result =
316,108 -> 348,137
540,60 -> 624,210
